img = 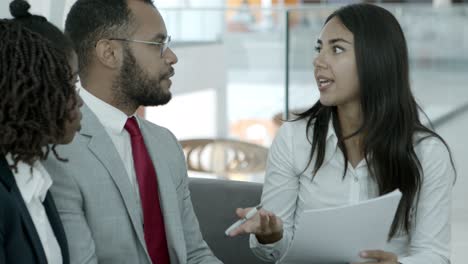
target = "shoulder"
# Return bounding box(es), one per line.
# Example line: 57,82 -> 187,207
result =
273,118 -> 321,156
139,119 -> 184,157
275,118 -> 311,143
413,134 -> 454,183
270,119 -> 316,168
413,134 -> 451,160
140,119 -> 177,141
280,118 -> 310,131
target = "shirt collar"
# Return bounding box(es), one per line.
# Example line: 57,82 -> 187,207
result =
80,87 -> 138,134
326,118 -> 337,144
323,118 -> 369,169
320,118 -> 339,166
6,154 -> 52,203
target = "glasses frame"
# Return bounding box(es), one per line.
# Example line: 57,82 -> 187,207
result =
108,36 -> 171,58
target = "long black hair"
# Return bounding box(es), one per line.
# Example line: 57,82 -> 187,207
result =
295,4 -> 455,239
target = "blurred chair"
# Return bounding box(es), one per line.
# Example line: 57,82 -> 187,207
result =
179,139 -> 268,178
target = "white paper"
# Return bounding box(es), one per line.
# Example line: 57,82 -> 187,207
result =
280,189 -> 402,264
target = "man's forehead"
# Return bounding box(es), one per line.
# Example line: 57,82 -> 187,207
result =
128,0 -> 166,37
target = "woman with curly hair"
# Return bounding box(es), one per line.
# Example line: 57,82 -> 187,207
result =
0,1 -> 82,263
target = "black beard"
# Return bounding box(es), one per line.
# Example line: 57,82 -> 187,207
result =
115,46 -> 172,108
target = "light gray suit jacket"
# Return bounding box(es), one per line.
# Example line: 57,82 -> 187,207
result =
43,104 -> 222,264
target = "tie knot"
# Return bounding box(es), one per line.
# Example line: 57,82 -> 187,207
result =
124,117 -> 141,137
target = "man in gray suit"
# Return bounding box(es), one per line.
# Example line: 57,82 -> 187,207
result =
43,0 -> 222,263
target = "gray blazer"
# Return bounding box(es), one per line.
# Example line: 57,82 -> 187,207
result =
43,104 -> 222,264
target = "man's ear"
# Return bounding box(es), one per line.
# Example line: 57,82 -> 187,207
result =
95,39 -> 123,69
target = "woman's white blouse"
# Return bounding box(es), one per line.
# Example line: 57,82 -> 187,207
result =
250,119 -> 454,264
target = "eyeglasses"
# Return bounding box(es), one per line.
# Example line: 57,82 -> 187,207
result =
109,36 -> 171,58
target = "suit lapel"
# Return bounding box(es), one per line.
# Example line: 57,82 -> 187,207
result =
140,122 -> 185,263
44,193 -> 69,264
0,157 -> 47,264
79,105 -> 147,253
0,158 -> 15,191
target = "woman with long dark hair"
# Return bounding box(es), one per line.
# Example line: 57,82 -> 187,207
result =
0,1 -> 82,263
229,4 -> 455,264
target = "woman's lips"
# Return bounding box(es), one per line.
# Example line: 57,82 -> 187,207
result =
317,78 -> 334,91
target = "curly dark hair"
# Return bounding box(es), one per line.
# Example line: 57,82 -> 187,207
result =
0,20 -> 77,171
9,0 -> 75,56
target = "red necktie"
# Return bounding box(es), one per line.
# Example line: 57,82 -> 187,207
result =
125,117 -> 170,264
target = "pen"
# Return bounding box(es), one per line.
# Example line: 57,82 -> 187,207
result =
225,204 -> 263,236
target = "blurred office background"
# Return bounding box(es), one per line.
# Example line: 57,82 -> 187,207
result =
1,0 -> 466,262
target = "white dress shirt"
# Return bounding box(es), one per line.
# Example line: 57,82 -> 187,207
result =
6,154 -> 63,264
250,119 -> 454,264
79,88 -> 143,217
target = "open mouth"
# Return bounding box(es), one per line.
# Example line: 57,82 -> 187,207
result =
317,77 -> 334,90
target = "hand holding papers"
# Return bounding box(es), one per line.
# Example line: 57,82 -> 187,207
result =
280,189 -> 402,264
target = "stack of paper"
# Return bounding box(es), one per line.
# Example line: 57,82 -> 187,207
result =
280,189 -> 402,264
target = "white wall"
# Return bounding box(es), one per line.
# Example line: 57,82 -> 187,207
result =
167,43 -> 227,96
146,43 -> 228,139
